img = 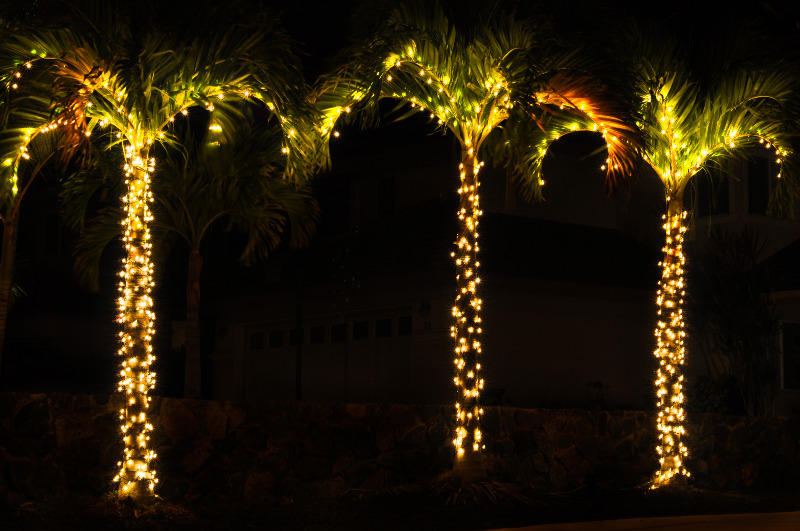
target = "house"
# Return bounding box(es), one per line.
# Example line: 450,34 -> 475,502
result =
684,146 -> 800,414
208,128 -> 666,409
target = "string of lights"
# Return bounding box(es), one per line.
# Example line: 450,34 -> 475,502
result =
644,76 -> 792,486
451,149 -> 485,470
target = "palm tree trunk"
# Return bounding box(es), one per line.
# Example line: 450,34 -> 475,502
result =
652,196 -> 690,487
114,144 -> 157,501
0,220 -> 17,381
451,148 -> 487,481
184,248 -> 203,399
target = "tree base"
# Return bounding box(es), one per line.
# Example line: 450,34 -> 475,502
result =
452,451 -> 487,481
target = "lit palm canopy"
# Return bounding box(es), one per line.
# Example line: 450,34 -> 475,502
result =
636,45 -> 797,211
631,31 -> 798,488
0,2 -> 318,500
63,118 -> 319,401
317,1 -> 641,477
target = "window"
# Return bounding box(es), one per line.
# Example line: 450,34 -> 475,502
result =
249,332 -> 264,350
782,322 -> 800,391
331,323 -> 347,342
375,318 -> 391,338
398,315 -> 412,336
310,325 -> 325,344
353,321 -> 369,340
268,330 -> 284,348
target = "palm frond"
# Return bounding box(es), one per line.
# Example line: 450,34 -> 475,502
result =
315,0 -> 642,202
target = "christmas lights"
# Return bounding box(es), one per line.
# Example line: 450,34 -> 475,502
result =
451,151 -> 486,474
652,209 -> 689,486
1,22 -> 317,502
112,135 -> 158,498
317,29 -> 639,477
639,67 -> 795,488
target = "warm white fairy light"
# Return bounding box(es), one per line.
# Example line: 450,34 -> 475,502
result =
652,209 -> 689,487
4,44 -> 309,501
319,44 -> 635,477
645,84 -> 793,486
451,151 -> 485,465
112,135 -> 158,498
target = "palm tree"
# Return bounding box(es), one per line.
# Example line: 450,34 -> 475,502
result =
0,16 -> 68,380
63,116 -> 319,400
628,26 -> 798,487
0,0 -> 319,501
316,0 -> 641,480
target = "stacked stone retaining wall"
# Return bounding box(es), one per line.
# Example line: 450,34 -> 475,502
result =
0,392 -> 798,505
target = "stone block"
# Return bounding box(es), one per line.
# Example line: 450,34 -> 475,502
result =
401,448 -> 430,479
303,418 -> 333,457
13,399 -> 51,437
345,458 -> 379,487
223,403 -> 245,430
239,423 -> 268,448
481,407 -> 501,438
160,399 -> 199,446
243,472 -> 276,504
360,470 -> 385,490
0,421 -> 12,445
294,455 -> 330,480
421,404 -> 445,425
382,405 -> 416,428
200,401 -> 228,441
532,452 -> 549,474
0,393 -> 15,419
72,394 -> 94,413
426,419 -> 449,445
398,423 -> 427,446
741,461 -> 759,488
332,450 -> 354,475
490,436 -> 514,457
312,476 -> 347,498
7,455 -> 61,501
378,450 -> 403,472
514,408 -> 540,430
351,425 -> 377,458
265,414 -> 292,446
183,439 -> 213,473
548,459 -> 568,490
345,403 -> 368,420
376,422 -> 398,453
279,477 -> 309,502
55,415 -> 93,449
513,428 -> 538,456
576,436 -> 600,462
611,435 -> 634,462
259,447 -> 291,474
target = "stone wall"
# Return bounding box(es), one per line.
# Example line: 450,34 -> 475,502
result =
0,392 -> 798,505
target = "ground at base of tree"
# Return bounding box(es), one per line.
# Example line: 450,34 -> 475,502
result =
2,484 -> 799,530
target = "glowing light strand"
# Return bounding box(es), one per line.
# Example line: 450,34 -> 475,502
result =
451,151 -> 486,473
112,138 -> 158,498
652,209 -> 690,487
9,49 -> 303,500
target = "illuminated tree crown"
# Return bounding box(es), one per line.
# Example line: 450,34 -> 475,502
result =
628,25 -> 799,488
317,0 -> 642,479
0,0 -> 321,501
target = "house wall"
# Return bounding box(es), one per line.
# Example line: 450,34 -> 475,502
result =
211,272 -> 656,410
